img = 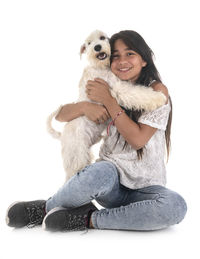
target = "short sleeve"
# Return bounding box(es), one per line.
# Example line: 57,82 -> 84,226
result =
138,102 -> 171,130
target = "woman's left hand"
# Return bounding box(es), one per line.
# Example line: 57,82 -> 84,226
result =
86,78 -> 114,105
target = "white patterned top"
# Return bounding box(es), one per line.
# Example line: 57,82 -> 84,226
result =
97,101 -> 171,189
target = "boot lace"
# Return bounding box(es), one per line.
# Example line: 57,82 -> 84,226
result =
26,203 -> 46,228
65,213 -> 88,231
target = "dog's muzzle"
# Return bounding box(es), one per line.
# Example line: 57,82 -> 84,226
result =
94,44 -> 108,60
96,52 -> 108,60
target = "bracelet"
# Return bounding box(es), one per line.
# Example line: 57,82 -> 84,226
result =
113,110 -> 125,125
107,109 -> 125,136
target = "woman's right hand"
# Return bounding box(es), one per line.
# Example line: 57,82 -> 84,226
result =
55,101 -> 110,124
83,102 -> 110,124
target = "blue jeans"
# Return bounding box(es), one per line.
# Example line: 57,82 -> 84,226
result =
46,161 -> 187,231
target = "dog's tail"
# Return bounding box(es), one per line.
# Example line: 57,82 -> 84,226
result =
46,105 -> 63,139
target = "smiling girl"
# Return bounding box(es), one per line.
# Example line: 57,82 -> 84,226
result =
6,30 -> 187,231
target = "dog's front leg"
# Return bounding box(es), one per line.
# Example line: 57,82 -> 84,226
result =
108,73 -> 166,112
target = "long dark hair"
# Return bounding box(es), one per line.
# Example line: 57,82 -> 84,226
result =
110,30 -> 172,161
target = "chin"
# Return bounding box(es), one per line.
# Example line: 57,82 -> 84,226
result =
118,75 -> 131,81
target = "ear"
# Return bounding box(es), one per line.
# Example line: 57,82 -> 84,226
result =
80,44 -> 86,58
142,61 -> 147,67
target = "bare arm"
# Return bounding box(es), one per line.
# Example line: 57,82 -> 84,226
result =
102,97 -> 156,149
55,102 -> 85,122
103,83 -> 169,150
86,79 -> 169,150
55,101 -> 110,124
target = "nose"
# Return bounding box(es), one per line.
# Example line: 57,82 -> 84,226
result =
118,56 -> 128,65
94,45 -> 102,52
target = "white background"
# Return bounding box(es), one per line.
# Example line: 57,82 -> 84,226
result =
0,0 -> 199,258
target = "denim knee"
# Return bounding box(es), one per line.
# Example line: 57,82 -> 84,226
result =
160,190 -> 187,226
171,192 -> 187,224
77,161 -> 119,197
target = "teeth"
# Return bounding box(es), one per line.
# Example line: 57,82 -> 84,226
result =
119,68 -> 130,71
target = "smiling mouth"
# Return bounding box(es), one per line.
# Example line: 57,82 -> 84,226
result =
118,68 -> 132,72
96,52 -> 108,60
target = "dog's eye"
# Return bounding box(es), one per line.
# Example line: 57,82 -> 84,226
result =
100,36 -> 105,40
88,42 -> 91,45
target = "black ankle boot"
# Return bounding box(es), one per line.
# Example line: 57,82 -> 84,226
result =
6,200 -> 46,228
43,202 -> 98,232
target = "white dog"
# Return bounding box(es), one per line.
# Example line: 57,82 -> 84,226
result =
47,30 -> 166,181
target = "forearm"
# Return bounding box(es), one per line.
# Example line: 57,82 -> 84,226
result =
103,98 -> 142,149
55,102 -> 87,122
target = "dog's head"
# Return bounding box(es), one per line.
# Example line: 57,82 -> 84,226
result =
80,30 -> 111,68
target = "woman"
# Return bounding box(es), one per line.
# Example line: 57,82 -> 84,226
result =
6,30 -> 187,231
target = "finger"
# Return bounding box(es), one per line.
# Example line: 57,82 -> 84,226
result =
86,86 -> 91,92
103,107 -> 110,118
95,79 -> 109,88
87,80 -> 97,85
86,83 -> 98,89
102,113 -> 109,122
94,78 -> 107,84
86,83 -> 93,88
86,85 -> 94,91
95,119 -> 100,125
86,90 -> 92,97
99,118 -> 105,124
87,80 -> 95,83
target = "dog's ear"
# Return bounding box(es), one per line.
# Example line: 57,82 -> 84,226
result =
80,44 -> 86,58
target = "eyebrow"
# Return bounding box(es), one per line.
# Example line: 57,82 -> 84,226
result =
113,48 -> 133,53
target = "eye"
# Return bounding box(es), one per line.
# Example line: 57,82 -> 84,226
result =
100,36 -> 106,40
127,52 -> 135,56
88,42 -> 91,45
111,54 -> 119,60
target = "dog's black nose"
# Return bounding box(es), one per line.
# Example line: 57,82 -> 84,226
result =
94,45 -> 102,52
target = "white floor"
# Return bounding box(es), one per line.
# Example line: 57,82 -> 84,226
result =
1,213 -> 198,259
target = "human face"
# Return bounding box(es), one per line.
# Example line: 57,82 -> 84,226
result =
111,39 -> 147,82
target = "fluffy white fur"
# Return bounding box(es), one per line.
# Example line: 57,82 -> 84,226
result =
47,30 -> 166,181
